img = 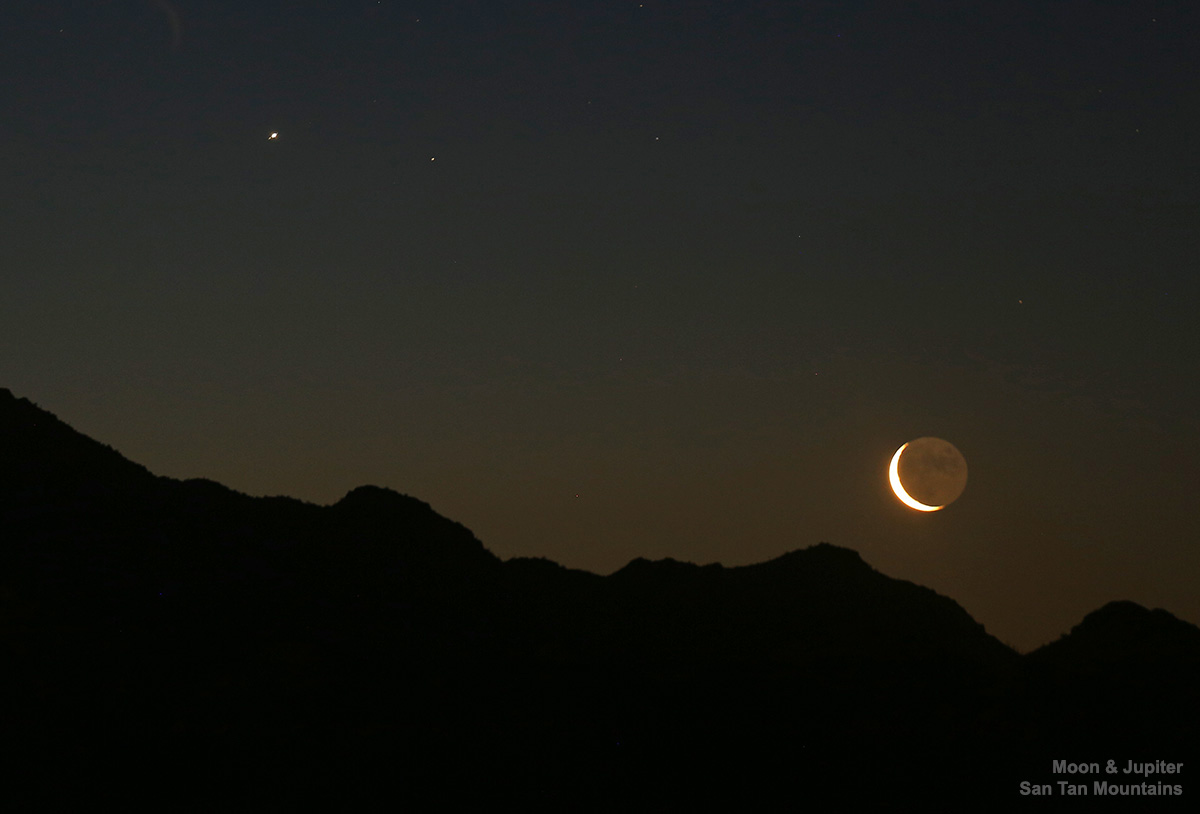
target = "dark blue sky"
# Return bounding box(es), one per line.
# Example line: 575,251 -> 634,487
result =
2,1 -> 1197,649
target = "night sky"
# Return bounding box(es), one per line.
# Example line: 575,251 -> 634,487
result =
3,0 -> 1197,651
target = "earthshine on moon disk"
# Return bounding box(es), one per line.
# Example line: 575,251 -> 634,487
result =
888,438 -> 968,512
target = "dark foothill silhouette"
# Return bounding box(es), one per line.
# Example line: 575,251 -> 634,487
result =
1,388 -> 1195,809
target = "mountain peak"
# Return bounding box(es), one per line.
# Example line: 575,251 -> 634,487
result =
1069,600 -> 1200,644
334,484 -> 430,512
1030,600 -> 1200,665
1079,599 -> 1153,623
612,555 -> 711,576
768,542 -> 868,568
327,483 -> 500,571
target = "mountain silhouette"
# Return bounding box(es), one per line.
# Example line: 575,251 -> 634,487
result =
1015,601 -> 1200,757
1,388 -> 1196,809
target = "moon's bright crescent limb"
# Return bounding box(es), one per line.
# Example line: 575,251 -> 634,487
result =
889,443 -> 944,512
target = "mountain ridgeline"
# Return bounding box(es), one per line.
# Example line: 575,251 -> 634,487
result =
2,388 -> 1196,809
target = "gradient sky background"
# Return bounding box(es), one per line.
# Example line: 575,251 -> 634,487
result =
2,0 -> 1197,651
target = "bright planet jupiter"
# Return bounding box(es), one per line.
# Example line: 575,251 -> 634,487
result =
889,438 -> 968,512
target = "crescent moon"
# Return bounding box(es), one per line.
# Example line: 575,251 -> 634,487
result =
889,443 -> 943,512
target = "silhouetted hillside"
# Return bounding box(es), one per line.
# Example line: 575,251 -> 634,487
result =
1034,600 -> 1200,661
0,387 -> 154,496
1015,601 -> 1200,754
1,388 -> 1195,810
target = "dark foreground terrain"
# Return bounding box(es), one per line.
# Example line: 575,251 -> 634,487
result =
2,388 -> 1196,810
